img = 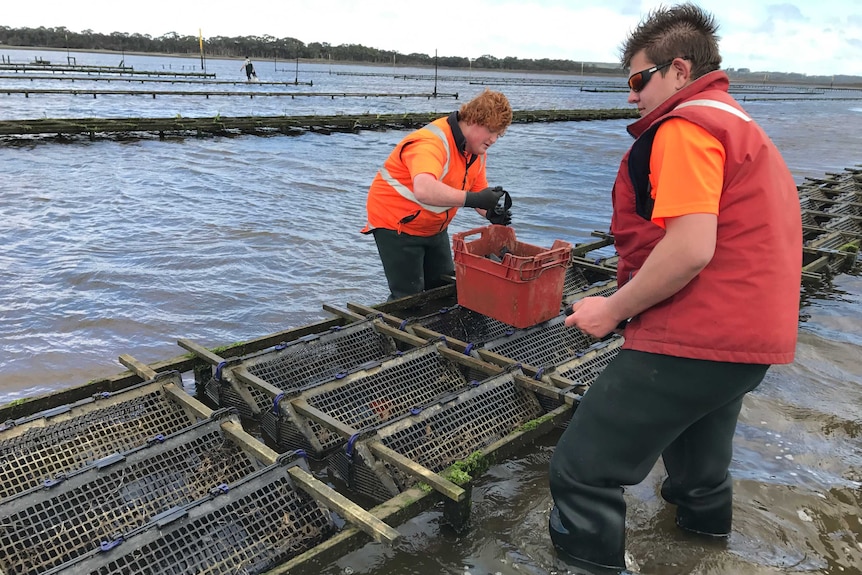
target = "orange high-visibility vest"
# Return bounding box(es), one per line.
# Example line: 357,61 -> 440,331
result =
362,114 -> 487,236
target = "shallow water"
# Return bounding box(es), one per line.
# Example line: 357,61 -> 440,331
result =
1,49 -> 861,575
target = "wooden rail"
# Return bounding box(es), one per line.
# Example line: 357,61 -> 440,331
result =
0,74 -> 313,86
0,109 -> 639,141
0,88 -> 456,99
0,63 -> 215,78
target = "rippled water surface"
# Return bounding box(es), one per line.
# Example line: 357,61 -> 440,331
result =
1,49 -> 861,575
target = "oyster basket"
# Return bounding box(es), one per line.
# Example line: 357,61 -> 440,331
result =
562,263 -> 592,300
481,314 -> 596,369
0,371 -> 204,501
203,317 -> 398,419
261,340 -> 484,457
329,367 -> 544,503
0,412 -> 263,575
823,215 -> 862,237
44,456 -> 335,575
403,304 -> 516,347
806,231 -> 858,275
548,336 -> 624,390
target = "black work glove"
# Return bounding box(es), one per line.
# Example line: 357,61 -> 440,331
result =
464,186 -> 505,210
485,189 -> 513,225
487,208 -> 512,225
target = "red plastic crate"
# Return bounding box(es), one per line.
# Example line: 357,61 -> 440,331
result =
452,225 -> 572,328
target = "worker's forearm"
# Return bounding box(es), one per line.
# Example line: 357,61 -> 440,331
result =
412,175 -> 468,207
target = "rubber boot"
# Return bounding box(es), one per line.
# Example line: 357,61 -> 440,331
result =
549,505 -> 627,573
661,477 -> 733,537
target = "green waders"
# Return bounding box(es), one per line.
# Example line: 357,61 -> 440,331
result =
548,349 -> 769,572
372,228 -> 454,300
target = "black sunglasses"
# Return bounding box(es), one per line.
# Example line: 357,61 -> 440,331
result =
627,61 -> 673,92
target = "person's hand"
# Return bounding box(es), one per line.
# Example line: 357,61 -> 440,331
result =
564,296 -> 622,338
464,186 -> 505,210
486,208 -> 512,225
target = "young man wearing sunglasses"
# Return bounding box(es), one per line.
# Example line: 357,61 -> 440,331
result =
548,3 -> 802,572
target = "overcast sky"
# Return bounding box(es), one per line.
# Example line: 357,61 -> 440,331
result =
4,0 -> 861,76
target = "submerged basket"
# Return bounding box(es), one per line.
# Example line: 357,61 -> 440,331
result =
404,305 -> 516,346
481,314 -> 596,369
203,317 -> 398,419
0,413 -> 263,575
261,340 -> 481,456
0,371 -> 203,501
43,457 -> 336,575
330,367 -> 544,502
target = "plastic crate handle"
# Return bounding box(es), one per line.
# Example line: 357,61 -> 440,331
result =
452,225 -> 489,253
513,247 -> 571,281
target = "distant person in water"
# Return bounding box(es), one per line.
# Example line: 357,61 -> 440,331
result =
241,57 -> 256,81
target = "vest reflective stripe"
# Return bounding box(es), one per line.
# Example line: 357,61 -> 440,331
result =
378,166 -> 450,213
425,124 -> 452,175
675,99 -> 752,122
376,123 -> 452,214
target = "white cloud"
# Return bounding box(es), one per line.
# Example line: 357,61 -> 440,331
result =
2,0 -> 860,76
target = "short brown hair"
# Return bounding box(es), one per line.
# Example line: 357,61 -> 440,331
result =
620,3 -> 722,80
459,89 -> 512,133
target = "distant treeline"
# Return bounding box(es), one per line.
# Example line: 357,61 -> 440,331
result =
0,25 -> 627,75
1,26 -> 860,85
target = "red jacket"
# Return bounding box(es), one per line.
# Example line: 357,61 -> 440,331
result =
362,113 -> 487,237
612,71 -> 802,364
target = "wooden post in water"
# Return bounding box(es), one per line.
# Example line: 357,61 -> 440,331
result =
433,49 -> 438,98
198,29 -> 206,73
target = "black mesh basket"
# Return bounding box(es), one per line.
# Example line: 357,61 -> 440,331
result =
823,215 -> 862,237
43,457 -> 335,575
261,341 -> 479,456
562,263 -> 591,300
549,336 -> 624,389
405,305 -> 517,346
481,314 -> 597,369
807,231 -> 858,275
0,413 -> 263,575
330,367 -> 544,502
563,278 -> 618,305
0,371 -> 204,501
203,317 -> 398,420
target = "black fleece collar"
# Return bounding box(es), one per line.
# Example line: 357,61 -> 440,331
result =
447,111 -> 469,157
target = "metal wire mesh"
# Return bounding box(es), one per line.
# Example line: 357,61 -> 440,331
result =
0,417 -> 260,575
268,342 -> 474,454
800,210 -> 817,227
553,336 -> 624,387
805,187 -> 844,202
407,305 -> 516,345
339,369 -> 543,501
823,215 -> 862,236
244,319 -> 398,395
482,315 -> 596,368
0,373 -> 200,501
204,376 -> 271,419
44,461 -> 335,575
798,195 -> 830,212
562,264 -> 590,300
203,319 -> 398,421
825,201 -> 861,217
